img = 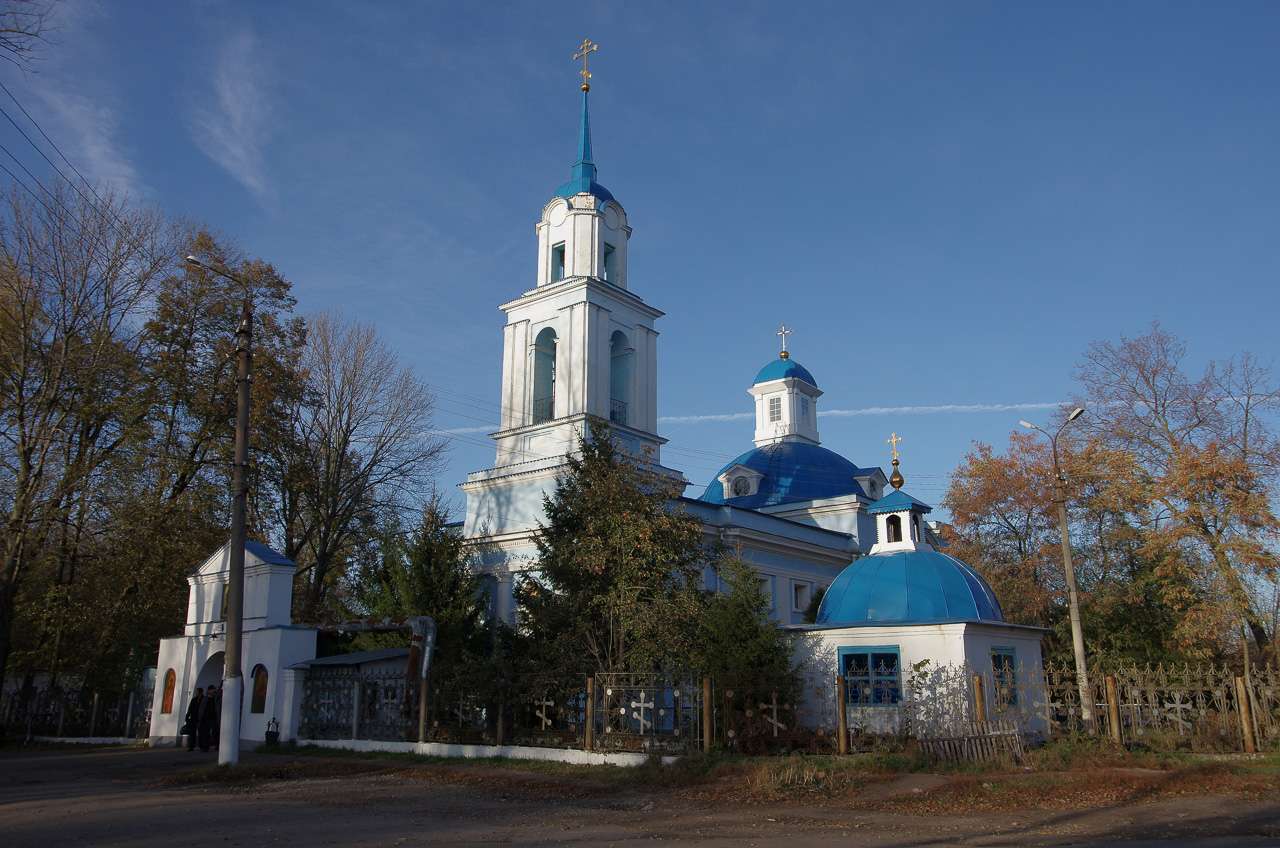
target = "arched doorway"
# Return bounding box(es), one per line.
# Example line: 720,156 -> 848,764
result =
196,651 -> 225,691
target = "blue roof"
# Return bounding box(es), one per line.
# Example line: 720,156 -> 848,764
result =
699,442 -> 868,508
866,489 -> 933,515
754,357 -> 817,387
553,89 -> 615,205
245,539 -> 293,567
815,549 -> 1004,626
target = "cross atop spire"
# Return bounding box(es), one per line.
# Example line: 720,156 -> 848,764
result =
573,38 -> 599,92
887,432 -> 905,490
777,324 -> 792,359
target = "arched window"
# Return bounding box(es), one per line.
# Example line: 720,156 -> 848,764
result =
250,664 -> 269,714
609,330 -> 633,425
161,669 -> 176,714
886,514 -> 903,544
532,327 -> 557,424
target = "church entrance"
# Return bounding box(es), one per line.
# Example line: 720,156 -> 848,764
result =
195,651 -> 224,691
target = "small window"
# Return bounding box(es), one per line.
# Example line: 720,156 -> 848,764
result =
792,581 -> 811,612
758,575 -> 776,611
800,396 -> 809,420
841,647 -> 901,705
250,664 -> 269,714
991,647 -> 1018,707
161,669 -> 177,714
551,242 -> 566,281
768,396 -> 782,422
603,243 -> 617,281
886,514 -> 903,543
219,582 -> 229,621
732,476 -> 751,497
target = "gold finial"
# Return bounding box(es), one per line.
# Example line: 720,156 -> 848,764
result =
776,323 -> 792,359
574,37 -> 599,91
887,432 -> 905,490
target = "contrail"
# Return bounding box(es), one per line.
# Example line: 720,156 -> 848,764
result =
434,402 -> 1065,433
659,401 -> 1062,425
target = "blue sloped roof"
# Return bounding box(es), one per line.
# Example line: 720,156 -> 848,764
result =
866,489 -> 933,515
815,550 -> 1004,625
554,88 -> 616,205
245,539 -> 293,567
753,357 -> 817,387
699,442 -> 868,508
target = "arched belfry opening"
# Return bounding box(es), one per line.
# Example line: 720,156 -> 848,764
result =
609,330 -> 633,425
886,514 -> 903,544
533,327 -> 558,424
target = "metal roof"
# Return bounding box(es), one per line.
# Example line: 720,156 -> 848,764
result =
865,489 -> 934,515
699,442 -> 870,508
753,357 -> 818,387
815,550 -> 1004,626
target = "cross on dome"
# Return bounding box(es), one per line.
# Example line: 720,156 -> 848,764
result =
574,38 -> 599,91
777,324 -> 792,359
887,432 -> 906,490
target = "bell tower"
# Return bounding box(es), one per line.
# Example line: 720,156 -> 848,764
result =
463,40 -> 674,551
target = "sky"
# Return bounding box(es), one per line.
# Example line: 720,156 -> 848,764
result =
6,1 -> 1279,515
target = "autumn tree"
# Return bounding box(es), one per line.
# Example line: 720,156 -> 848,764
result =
1076,325 -> 1280,655
0,185 -> 173,683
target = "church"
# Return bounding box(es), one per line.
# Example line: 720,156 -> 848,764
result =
458,42 -> 1045,720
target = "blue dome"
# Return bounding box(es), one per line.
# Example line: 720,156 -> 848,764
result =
700,442 -> 867,508
816,550 -> 1005,626
754,357 -> 817,387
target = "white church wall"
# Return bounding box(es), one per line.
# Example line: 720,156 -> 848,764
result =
790,622 -> 1046,736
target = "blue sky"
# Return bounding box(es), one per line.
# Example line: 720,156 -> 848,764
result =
8,1 -> 1279,514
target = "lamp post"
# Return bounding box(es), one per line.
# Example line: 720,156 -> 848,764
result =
1020,408 -> 1096,736
185,254 -> 252,765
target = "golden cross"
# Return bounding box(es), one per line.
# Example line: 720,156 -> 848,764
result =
776,323 -> 792,354
573,38 -> 599,91
887,432 -> 902,461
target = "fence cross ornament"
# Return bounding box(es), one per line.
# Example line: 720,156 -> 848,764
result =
535,696 -> 554,731
758,692 -> 787,737
630,693 -> 654,733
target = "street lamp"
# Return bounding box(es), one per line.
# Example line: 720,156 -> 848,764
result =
1020,407 -> 1096,735
184,254 -> 253,765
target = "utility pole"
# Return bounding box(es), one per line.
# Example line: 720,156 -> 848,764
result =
185,256 -> 252,765
1021,408 -> 1095,736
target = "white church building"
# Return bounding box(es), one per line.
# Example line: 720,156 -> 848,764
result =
458,66 -> 1045,723
148,60 -> 1044,747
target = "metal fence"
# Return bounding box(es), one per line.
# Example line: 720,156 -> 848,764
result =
292,659 -> 1279,757
1,682 -> 154,741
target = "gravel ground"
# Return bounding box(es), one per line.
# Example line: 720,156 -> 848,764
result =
1,745 -> 1278,847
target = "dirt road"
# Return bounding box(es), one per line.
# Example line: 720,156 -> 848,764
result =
1,746 -> 1278,846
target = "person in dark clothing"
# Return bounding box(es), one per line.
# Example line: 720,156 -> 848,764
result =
212,686 -> 223,750
183,687 -> 203,751
197,684 -> 219,752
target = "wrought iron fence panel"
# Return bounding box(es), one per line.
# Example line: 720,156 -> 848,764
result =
592,674 -> 699,753
508,677 -> 586,749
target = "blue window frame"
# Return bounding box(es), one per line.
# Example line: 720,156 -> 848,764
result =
991,646 -> 1017,707
551,242 -> 566,281
838,645 -> 901,706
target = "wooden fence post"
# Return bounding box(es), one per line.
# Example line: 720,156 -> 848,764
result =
701,677 -> 712,754
1235,676 -> 1257,754
125,691 -> 136,739
1104,675 -> 1123,745
584,676 -> 594,752
89,691 -> 100,737
971,675 -> 987,725
836,674 -> 849,755
351,680 -> 362,740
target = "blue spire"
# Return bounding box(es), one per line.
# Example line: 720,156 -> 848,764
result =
554,88 -> 614,203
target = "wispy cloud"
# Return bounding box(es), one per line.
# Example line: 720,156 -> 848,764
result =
659,402 -> 1062,426
432,425 -> 494,436
190,28 -> 273,201
31,87 -> 142,198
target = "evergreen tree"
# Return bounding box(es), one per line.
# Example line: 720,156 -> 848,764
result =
698,554 -> 795,689
518,420 -> 706,675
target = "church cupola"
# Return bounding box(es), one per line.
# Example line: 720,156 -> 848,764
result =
749,325 -> 822,447
535,38 -> 631,289
867,435 -> 933,554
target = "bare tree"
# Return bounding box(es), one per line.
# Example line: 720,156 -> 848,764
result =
0,184 -> 173,680
0,1 -> 52,68
286,313 -> 444,619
